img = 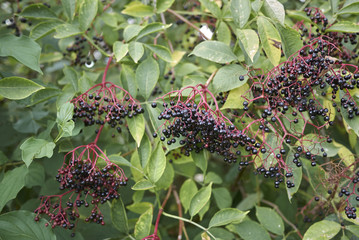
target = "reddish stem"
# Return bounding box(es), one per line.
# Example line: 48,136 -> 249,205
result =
102,56 -> 113,85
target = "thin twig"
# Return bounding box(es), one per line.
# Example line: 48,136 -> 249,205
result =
172,188 -> 184,240
205,70 -> 218,87
167,9 -> 209,40
261,199 -> 303,239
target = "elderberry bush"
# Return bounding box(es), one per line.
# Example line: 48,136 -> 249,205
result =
1,0 -> 359,239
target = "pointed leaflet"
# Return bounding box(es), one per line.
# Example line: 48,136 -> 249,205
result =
145,44 -> 172,62
62,0 -> 76,21
78,0 -> 98,31
136,23 -> 171,40
180,179 -> 198,213
232,220 -> 271,240
190,41 -> 237,64
113,42 -> 129,62
213,187 -> 232,209
0,210 -> 56,240
139,134 -> 152,168
231,0 -> 251,28
262,0 -> 285,25
208,208 -> 248,228
156,0 -> 175,13
134,208 -> 153,239
189,182 -> 213,217
132,179 -> 155,190
199,0 -> 222,18
276,23 -> 303,59
111,198 -> 129,234
136,56 -> 159,100
257,16 -> 281,66
122,1 -> 154,18
0,166 -> 28,212
213,64 -> 248,93
285,152 -> 302,202
20,4 -> 57,19
326,22 -> 359,33
0,77 -> 44,100
237,29 -> 259,63
128,42 -> 144,63
0,34 -> 42,74
147,142 -> 166,183
303,220 -> 340,240
20,137 -> 56,167
127,114 -> 145,147
256,206 -> 284,235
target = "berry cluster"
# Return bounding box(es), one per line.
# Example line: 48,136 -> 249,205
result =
63,36 -> 110,67
34,143 -> 127,234
153,84 -> 255,164
71,82 -> 144,133
295,7 -> 359,62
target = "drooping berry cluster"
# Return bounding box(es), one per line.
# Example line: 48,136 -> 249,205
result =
295,7 -> 359,62
63,35 -> 110,67
153,84 -> 255,164
34,143 -> 128,233
71,82 -> 144,133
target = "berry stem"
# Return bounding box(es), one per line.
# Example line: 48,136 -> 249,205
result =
102,56 -> 113,85
153,185 -> 173,237
167,9 -> 209,40
93,125 -> 104,144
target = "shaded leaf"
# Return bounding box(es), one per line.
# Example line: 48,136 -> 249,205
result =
303,220 -> 340,240
134,208 -> 153,239
180,179 -> 198,213
190,41 -> 237,63
256,206 -> 284,235
122,1 -> 154,17
0,77 -> 44,100
78,0 -> 98,31
209,208 -> 248,228
127,114 -> 145,147
20,4 -> 57,19
20,137 -> 55,167
111,198 -> 129,234
147,143 -> 166,183
231,0 -> 251,28
136,56 -> 159,100
189,182 -> 212,217
132,179 -> 155,190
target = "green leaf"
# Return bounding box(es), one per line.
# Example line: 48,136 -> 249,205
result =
62,0 -> 76,20
262,0 -> 285,24
347,225 -> 359,237
285,152 -> 302,202
330,0 -> 339,14
276,23 -> 303,59
0,34 -> 42,74
139,134 -> 152,168
0,166 -> 28,212
156,0 -> 175,13
190,40 -> 237,63
136,23 -> 172,40
303,220 -> 340,240
124,24 -> 143,42
57,102 -> 74,124
40,52 -> 63,64
217,22 -> 231,45
237,192 -> 263,211
25,162 -> 45,188
20,4 -> 57,19
213,64 -> 248,92
108,155 -> 132,167
20,137 -> 56,167
299,133 -> 340,157
111,198 -> 129,234
180,179 -> 198,213
189,182 -> 212,217
128,42 -> 144,63
302,159 -> 327,196
136,56 -> 159,100
134,208 -> 153,239
79,0 -> 98,31
127,114 -> 145,147
257,16 -> 281,66
145,44 -> 172,62
54,24 -> 83,39
147,143 -> 166,183
121,65 -> 137,98
30,21 -> 62,40
231,0 -> 251,28
113,42 -> 129,62
63,66 -> 78,92
326,22 -> 359,33
341,91 -> 359,137
122,1 -> 154,17
204,172 -> 223,184
132,179 -> 155,190
237,29 -> 259,63
338,146 -> 355,171
199,0 -> 222,18
221,84 -> 249,109
192,151 -> 208,173
232,220 -> 271,240
0,77 -> 44,100
213,187 -> 232,209
127,202 -> 152,214
155,162 -> 174,190
209,208 -> 248,228
0,210 -> 56,240
337,2 -> 359,15
256,206 -> 284,235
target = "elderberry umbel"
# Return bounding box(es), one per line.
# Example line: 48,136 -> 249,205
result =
71,82 -> 144,133
34,143 -> 127,233
153,84 -> 255,163
294,7 -> 358,62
